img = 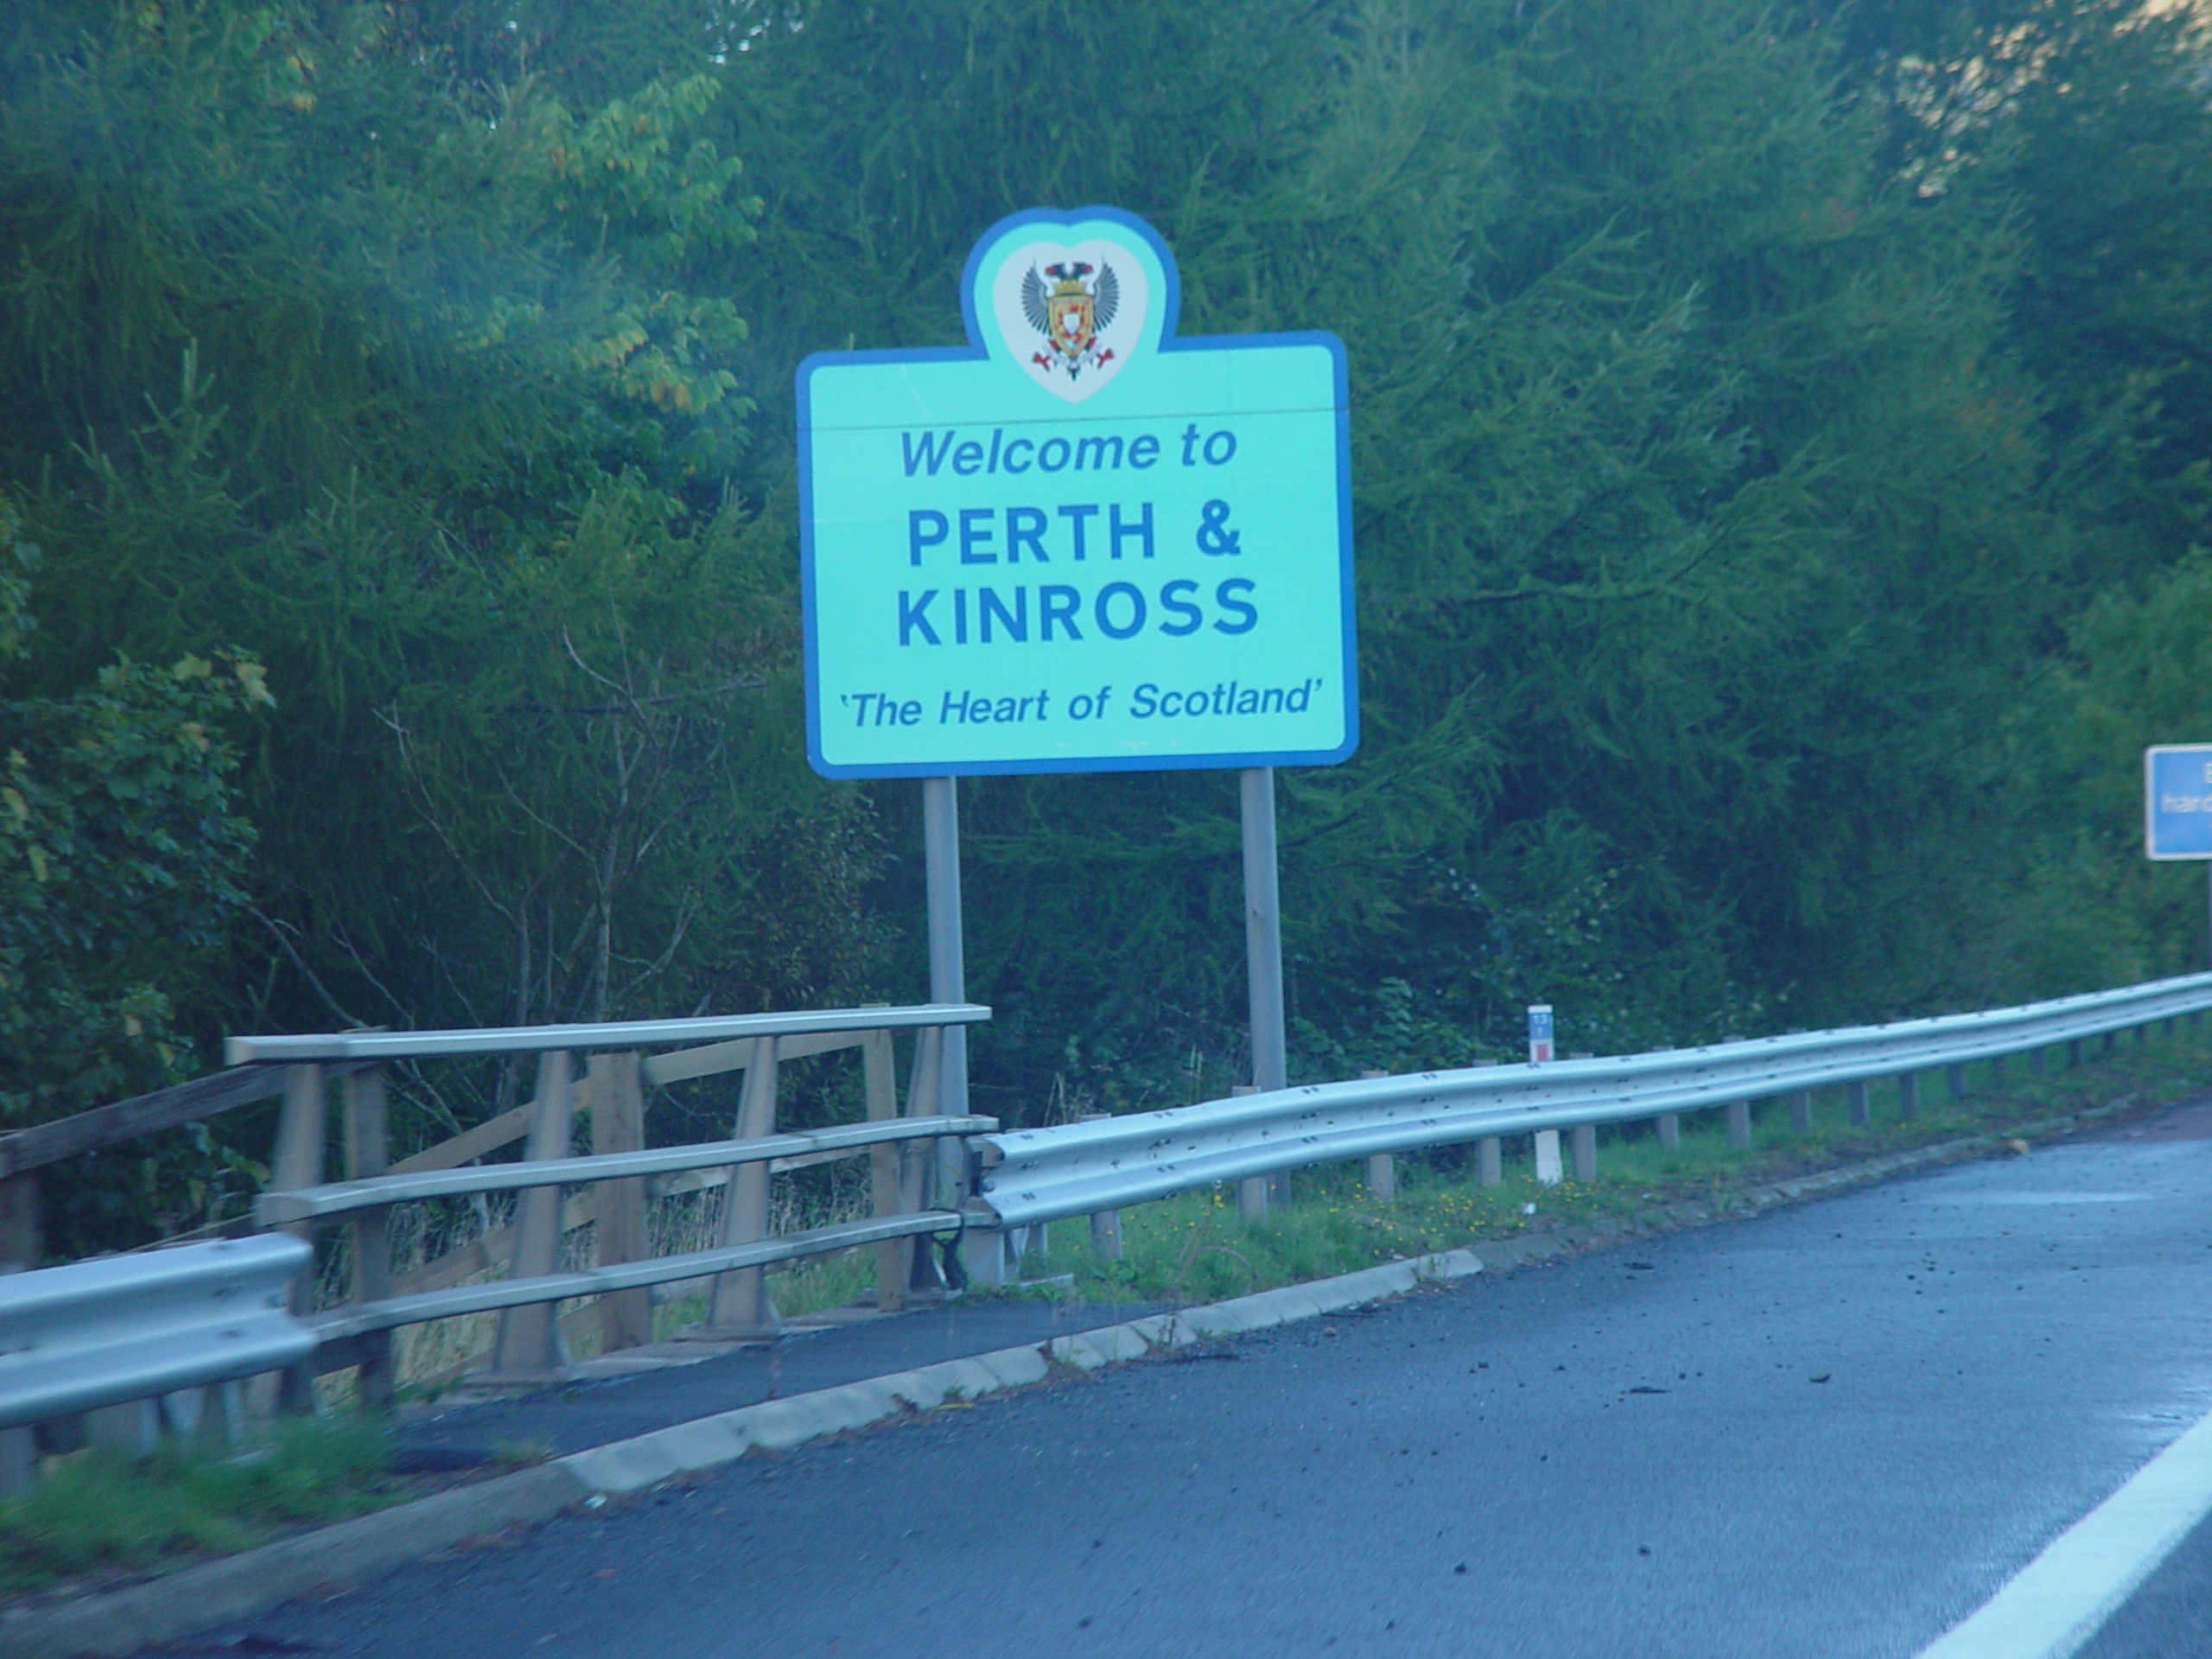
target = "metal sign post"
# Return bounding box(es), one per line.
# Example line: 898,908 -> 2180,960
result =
2143,746 -> 2212,968
921,775 -> 969,1190
1242,767 -> 1291,1202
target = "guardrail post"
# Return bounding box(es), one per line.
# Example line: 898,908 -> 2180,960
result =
1846,1080 -> 1869,1128
86,1398 -> 160,1458
2067,1039 -> 2082,1068
1725,1102 -> 1751,1149
1232,1084 -> 1268,1220
1357,1072 -> 1395,1199
1990,1054 -> 2006,1083
1897,1072 -> 1918,1120
488,1051 -> 575,1379
1077,1115 -> 1124,1259
2029,1045 -> 2046,1077
590,1052 -> 652,1351
962,1226 -> 1010,1288
1569,1124 -> 1597,1181
2102,1031 -> 2116,1055
1478,1136 -> 1503,1185
702,1037 -> 783,1339
342,1066 -> 393,1408
269,1064 -> 325,1414
1948,1062 -> 1967,1097
1789,1090 -> 1812,1134
1656,1114 -> 1681,1152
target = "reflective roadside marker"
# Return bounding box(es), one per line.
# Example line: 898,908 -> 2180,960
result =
1529,1003 -> 1561,1184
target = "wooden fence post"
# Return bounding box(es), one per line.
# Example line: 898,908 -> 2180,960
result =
590,1052 -> 652,1352
343,1066 -> 393,1408
270,1064 -> 325,1414
702,1038 -> 780,1339
863,1028 -> 910,1313
899,1027 -> 953,1298
0,1169 -> 35,1493
488,1052 -> 575,1380
0,1169 -> 36,1274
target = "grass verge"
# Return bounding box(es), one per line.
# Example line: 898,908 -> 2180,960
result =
0,1416 -> 411,1603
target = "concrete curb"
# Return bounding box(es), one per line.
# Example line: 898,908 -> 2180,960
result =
558,1247 -> 1483,1497
0,1090 -> 2152,1657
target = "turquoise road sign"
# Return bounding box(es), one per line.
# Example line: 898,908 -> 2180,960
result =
2146,745 -> 2212,859
798,207 -> 1355,779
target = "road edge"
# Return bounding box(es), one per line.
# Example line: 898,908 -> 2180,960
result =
0,1093 -> 2145,1659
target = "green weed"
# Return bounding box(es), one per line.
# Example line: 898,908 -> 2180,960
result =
0,1416 -> 401,1600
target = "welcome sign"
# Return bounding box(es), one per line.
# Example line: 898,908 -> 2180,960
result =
798,207 -> 1355,778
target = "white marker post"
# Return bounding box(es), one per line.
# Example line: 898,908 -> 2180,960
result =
1529,1004 -> 1562,1185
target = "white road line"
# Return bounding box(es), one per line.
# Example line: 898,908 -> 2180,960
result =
1918,1404 -> 2212,1659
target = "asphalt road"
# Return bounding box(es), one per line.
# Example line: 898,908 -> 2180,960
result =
168,1110 -> 2212,1658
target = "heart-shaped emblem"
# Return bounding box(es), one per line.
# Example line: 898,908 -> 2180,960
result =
986,235 -> 1151,404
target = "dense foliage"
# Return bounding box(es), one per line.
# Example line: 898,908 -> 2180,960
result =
3,0 -> 2208,1185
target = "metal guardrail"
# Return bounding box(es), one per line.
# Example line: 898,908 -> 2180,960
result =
975,971 -> 2212,1230
0,1236 -> 313,1432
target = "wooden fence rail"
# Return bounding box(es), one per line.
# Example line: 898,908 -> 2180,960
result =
237,1003 -> 990,1393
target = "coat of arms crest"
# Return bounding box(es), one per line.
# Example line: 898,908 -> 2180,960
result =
1020,260 -> 1120,381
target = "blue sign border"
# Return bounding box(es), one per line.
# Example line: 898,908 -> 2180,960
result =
795,205 -> 1357,780
2145,745 -> 2212,861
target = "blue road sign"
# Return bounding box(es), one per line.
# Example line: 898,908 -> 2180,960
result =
2145,746 -> 2212,860
797,206 -> 1356,779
